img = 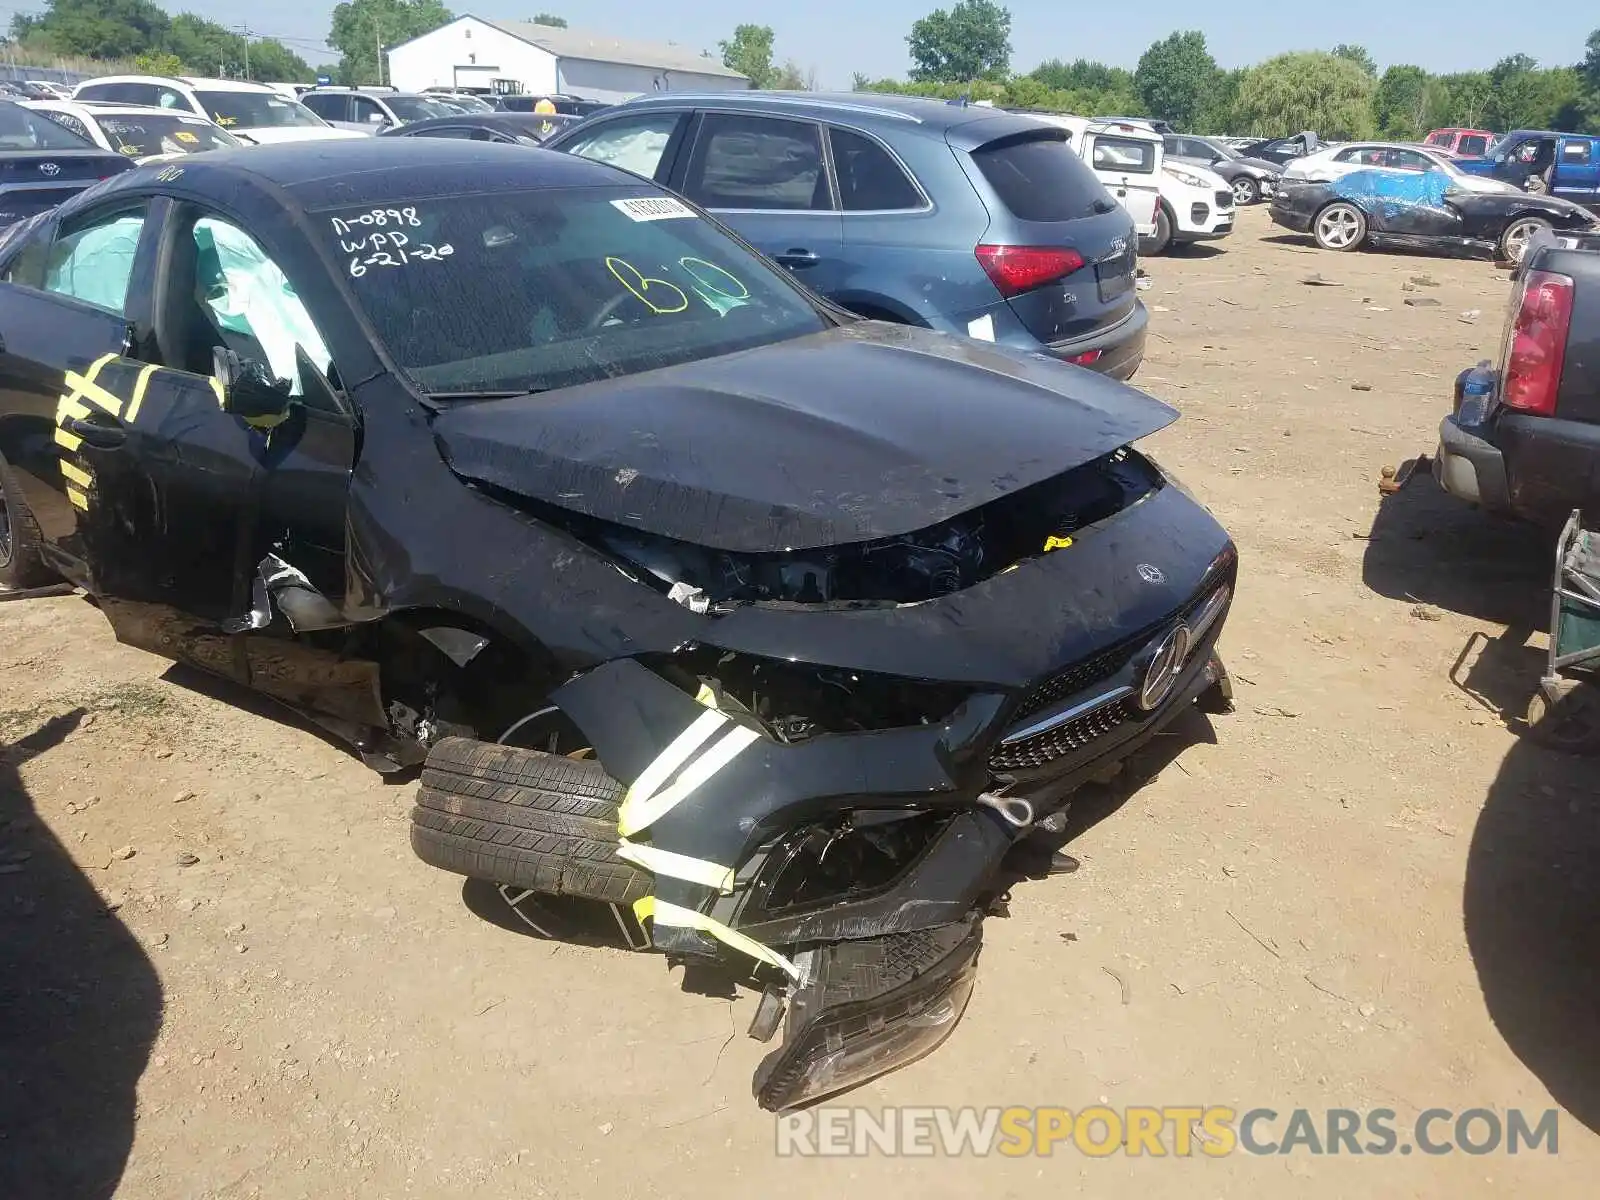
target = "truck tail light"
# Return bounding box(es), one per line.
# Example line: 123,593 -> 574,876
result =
975,244 -> 1086,298
1501,269 -> 1574,417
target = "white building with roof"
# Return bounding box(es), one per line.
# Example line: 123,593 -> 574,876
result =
385,16 -> 748,102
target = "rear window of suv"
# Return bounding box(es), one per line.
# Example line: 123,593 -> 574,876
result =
970,131 -> 1114,222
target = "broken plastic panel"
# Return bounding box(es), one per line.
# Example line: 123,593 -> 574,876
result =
753,919 -> 983,1111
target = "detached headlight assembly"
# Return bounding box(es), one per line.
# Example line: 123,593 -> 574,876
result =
1164,166 -> 1209,189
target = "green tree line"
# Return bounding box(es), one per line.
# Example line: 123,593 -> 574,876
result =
8,0 -> 318,80
859,1 -> 1600,140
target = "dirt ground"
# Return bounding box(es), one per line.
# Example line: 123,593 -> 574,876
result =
3,204 -> 1598,1198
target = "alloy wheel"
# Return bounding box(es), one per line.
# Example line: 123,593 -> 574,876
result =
1316,206 -> 1362,249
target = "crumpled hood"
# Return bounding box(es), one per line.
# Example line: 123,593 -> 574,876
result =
432,323 -> 1177,553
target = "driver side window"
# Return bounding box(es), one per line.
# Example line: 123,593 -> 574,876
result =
42,206 -> 147,313
186,215 -> 336,407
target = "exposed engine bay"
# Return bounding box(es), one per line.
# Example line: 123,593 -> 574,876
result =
507,447 -> 1163,609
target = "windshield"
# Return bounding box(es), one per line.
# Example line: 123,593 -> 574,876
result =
195,90 -> 325,130
320,187 -> 829,396
0,103 -> 96,150
1207,139 -> 1240,161
95,112 -> 240,157
446,95 -> 494,112
387,96 -> 459,122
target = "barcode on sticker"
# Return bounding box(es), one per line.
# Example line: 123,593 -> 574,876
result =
612,196 -> 694,222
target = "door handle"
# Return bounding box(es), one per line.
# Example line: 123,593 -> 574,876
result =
65,414 -> 126,449
774,248 -> 819,268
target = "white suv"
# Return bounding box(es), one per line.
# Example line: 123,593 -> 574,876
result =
70,76 -> 366,145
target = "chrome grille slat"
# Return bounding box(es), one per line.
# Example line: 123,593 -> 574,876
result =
989,699 -> 1132,771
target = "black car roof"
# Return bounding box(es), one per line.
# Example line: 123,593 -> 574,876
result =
391,113 -> 574,135
111,136 -> 635,208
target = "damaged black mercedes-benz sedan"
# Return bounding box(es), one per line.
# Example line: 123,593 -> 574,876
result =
0,139 -> 1235,1108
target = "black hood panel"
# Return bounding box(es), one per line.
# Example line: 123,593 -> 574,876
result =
432,323 -> 1177,552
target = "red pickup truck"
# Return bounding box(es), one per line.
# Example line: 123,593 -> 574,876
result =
1425,128 -> 1496,159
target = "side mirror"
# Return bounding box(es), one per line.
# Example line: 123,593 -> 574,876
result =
214,347 -> 292,425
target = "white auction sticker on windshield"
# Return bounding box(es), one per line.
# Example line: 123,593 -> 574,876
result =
612,196 -> 695,222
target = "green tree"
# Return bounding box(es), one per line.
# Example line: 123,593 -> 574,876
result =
1374,64 -> 1430,138
1196,65 -> 1245,133
165,13 -> 312,80
850,70 -> 870,90
1330,43 -> 1378,78
1030,58 -> 1132,94
13,0 -> 169,59
718,23 -> 775,88
771,60 -> 813,90
1233,51 -> 1376,139
1484,56 -> 1584,131
1439,71 -> 1491,127
906,0 -> 1011,84
134,49 -> 184,76
529,12 -> 565,25
329,0 -> 453,85
1134,30 -> 1217,128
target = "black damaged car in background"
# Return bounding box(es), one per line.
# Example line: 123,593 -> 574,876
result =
0,139 -> 1236,1108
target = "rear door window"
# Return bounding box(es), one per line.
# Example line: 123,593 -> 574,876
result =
683,113 -> 830,211
1458,135 -> 1488,157
970,132 -> 1110,221
828,126 -> 922,211
562,112 -> 683,181
1091,136 -> 1156,174
1562,139 -> 1592,164
302,92 -> 348,122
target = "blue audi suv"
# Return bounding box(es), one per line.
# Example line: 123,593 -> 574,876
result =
545,92 -> 1147,379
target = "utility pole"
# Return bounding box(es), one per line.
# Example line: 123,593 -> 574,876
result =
373,17 -> 384,86
240,24 -> 251,81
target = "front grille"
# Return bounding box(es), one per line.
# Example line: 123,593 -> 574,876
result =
990,698 -> 1132,771
1014,641 -> 1139,722
1216,189 -> 1235,210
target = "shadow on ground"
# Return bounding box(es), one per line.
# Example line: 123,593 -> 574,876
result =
0,712 -> 162,1199
1362,468 -> 1553,627
1465,733 -> 1600,1133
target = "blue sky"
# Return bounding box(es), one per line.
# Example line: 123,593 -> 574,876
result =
190,0 -> 1596,87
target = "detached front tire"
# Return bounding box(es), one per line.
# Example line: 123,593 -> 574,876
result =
0,450 -> 55,592
410,737 -> 649,904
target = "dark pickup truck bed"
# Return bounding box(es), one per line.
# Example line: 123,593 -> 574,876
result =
1435,230 -> 1600,524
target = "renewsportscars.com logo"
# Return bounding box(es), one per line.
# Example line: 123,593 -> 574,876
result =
775,1106 -> 1562,1158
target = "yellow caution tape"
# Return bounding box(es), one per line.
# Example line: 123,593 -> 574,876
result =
54,426 -> 81,453
63,368 -> 124,418
617,708 -> 726,836
208,377 -> 225,408
124,363 -> 160,424
59,460 -> 91,488
633,896 -> 799,979
616,839 -> 734,892
1043,535 -> 1074,552
618,721 -> 760,837
66,487 -> 88,512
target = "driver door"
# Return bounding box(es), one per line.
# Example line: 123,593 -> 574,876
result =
77,201 -> 357,687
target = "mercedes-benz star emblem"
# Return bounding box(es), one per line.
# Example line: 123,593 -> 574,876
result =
1136,563 -> 1165,585
1139,624 -> 1192,710
38,162 -> 60,176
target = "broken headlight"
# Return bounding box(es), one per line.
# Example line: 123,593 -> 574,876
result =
645,648 -> 973,741
754,918 -> 982,1111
